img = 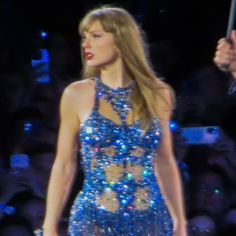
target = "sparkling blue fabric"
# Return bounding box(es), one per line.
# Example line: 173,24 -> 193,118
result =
68,77 -> 173,236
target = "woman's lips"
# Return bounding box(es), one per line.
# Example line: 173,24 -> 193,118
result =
85,52 -> 94,60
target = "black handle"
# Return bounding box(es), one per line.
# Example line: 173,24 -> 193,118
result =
219,0 -> 236,71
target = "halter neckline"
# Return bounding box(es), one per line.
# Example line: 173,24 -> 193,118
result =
95,76 -> 135,124
96,77 -> 136,93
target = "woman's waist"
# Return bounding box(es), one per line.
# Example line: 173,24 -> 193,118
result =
81,175 -> 162,199
79,180 -> 163,213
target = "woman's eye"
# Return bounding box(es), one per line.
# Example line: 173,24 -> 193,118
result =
93,34 -> 102,38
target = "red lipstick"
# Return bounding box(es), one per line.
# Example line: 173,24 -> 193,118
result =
85,52 -> 94,60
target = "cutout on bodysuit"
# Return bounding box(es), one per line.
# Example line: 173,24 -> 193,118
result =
98,98 -> 135,125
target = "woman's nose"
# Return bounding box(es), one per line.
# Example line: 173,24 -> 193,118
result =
82,38 -> 91,48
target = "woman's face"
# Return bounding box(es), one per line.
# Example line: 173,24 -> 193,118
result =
81,20 -> 120,68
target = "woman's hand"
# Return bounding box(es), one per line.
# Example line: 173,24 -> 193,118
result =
41,228 -> 59,236
43,232 -> 59,236
173,219 -> 187,236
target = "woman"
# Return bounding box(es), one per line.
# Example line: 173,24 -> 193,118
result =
42,6 -> 186,236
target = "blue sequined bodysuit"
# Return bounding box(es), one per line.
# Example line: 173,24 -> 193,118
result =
68,77 -> 173,236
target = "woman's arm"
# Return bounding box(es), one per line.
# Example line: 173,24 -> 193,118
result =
154,87 -> 187,236
42,84 -> 80,235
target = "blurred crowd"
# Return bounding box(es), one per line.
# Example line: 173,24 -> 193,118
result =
0,32 -> 81,235
1,28 -> 236,236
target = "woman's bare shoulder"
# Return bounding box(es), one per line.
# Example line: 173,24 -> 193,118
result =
61,78 -> 95,101
154,78 -> 176,116
155,78 -> 175,103
65,79 -> 95,94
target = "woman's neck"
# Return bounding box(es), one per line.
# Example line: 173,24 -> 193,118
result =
100,58 -> 132,88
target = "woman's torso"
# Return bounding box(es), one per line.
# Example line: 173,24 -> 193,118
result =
78,77 -> 163,212
68,77 -> 173,235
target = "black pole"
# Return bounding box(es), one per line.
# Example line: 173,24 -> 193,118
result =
226,0 -> 236,38
219,0 -> 236,71
227,0 -> 236,96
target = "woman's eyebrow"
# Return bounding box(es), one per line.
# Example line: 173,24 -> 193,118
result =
87,29 -> 103,34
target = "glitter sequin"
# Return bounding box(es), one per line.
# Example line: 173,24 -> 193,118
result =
68,77 -> 173,236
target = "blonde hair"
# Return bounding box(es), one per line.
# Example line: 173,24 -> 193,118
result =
79,6 -> 173,128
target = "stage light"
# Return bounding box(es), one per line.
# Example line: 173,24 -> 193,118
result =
169,120 -> 180,133
40,30 -> 48,39
24,121 -> 32,133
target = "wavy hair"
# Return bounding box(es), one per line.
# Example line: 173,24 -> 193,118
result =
79,6 -> 173,128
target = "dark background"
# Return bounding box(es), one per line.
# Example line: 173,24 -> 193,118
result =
1,1 -> 236,234
0,0 -> 232,89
